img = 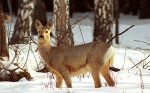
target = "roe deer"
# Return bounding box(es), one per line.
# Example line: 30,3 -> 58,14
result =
35,19 -> 115,88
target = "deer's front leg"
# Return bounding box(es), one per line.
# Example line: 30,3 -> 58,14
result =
48,66 -> 63,88
59,68 -> 72,88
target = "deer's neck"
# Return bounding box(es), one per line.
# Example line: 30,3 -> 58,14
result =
38,42 -> 52,62
38,41 -> 52,61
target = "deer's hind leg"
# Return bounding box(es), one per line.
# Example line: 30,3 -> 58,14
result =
100,56 -> 115,87
87,63 -> 102,88
55,74 -> 63,88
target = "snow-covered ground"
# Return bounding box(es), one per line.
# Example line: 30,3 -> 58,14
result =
0,12 -> 150,93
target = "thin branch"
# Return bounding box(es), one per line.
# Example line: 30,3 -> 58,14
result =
129,57 -> 136,66
144,61 -> 150,69
134,40 -> 150,46
1,48 -> 18,78
107,25 -> 135,44
30,44 -> 39,70
122,49 -> 126,69
131,54 -> 150,69
22,44 -> 30,68
139,69 -> 144,93
135,47 -> 150,51
79,24 -> 85,44
71,13 -> 91,29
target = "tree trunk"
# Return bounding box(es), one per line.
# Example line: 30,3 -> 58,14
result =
93,0 -> 113,43
53,0 -> 74,47
139,0 -> 150,19
131,0 -> 139,15
9,0 -> 46,44
9,0 -> 34,44
113,0 -> 119,44
120,0 -> 130,14
31,0 -> 47,35
0,2 -> 9,59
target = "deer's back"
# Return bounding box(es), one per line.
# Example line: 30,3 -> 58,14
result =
48,41 -> 110,72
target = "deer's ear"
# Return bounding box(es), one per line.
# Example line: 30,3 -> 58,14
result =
46,19 -> 53,29
35,20 -> 42,29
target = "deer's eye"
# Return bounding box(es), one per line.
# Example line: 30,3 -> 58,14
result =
46,31 -> 48,33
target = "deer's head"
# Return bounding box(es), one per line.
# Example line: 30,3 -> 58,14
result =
35,19 -> 53,43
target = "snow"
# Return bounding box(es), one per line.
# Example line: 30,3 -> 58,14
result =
0,12 -> 150,93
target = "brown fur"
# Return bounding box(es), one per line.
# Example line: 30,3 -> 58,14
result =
35,19 -> 115,88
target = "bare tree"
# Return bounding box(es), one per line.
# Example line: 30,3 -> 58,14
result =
139,0 -> 150,19
93,0 -> 113,43
53,0 -> 74,47
31,0 -> 47,35
0,1 -> 9,59
9,0 -> 46,44
113,0 -> 119,44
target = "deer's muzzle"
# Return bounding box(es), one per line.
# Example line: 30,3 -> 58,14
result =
39,35 -> 45,39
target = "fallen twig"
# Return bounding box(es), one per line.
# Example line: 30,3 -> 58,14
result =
109,67 -> 120,72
